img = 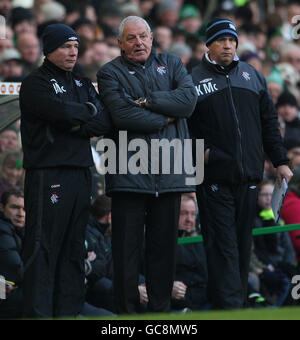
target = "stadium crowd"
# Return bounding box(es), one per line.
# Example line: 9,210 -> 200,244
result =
0,0 -> 300,318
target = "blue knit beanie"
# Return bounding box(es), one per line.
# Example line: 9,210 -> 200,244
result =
42,24 -> 80,55
206,18 -> 238,47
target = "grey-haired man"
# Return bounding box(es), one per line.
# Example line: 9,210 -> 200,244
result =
97,16 -> 197,314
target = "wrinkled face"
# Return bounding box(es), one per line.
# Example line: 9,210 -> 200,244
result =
2,195 -> 25,228
258,184 -> 274,210
47,40 -> 79,71
209,36 -> 237,67
118,20 -> 153,64
178,199 -> 196,234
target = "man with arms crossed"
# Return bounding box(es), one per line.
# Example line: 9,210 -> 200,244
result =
97,16 -> 197,314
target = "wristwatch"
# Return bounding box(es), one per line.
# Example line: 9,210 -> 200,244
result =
137,97 -> 147,105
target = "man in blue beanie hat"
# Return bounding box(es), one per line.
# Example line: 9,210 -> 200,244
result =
188,18 -> 293,310
20,23 -> 112,318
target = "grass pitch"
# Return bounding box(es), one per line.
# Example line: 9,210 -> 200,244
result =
93,306 -> 300,321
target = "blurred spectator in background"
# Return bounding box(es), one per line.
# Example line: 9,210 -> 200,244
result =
16,32 -> 42,75
99,4 -> 122,31
154,26 -> 173,52
0,0 -> 12,18
252,180 -> 295,307
0,150 -> 24,201
0,188 -> 25,319
0,48 -> 24,81
276,91 -> 300,143
280,43 -> 300,73
39,1 -> 66,23
172,194 -> 208,311
85,195 -> 114,313
284,138 -> 300,170
156,0 -> 180,28
91,40 -> 110,67
0,30 -> 13,54
240,51 -> 263,72
266,71 -> 285,105
72,17 -> 96,41
275,62 -> 300,104
282,166 -> 300,265
186,40 -> 208,73
10,7 -> 37,37
0,126 -> 19,153
168,42 -> 192,66
179,4 -> 202,37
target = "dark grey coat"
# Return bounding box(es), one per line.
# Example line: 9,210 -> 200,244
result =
97,50 -> 198,196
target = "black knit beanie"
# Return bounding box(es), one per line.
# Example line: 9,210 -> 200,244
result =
42,23 -> 80,55
276,91 -> 298,109
206,17 -> 238,47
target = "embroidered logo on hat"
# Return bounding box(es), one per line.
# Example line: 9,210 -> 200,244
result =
68,36 -> 78,41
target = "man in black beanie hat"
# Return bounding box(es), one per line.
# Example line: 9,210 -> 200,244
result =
20,23 -> 112,318
189,17 -> 293,310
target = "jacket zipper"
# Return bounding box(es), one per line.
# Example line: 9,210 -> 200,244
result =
141,65 -> 159,197
226,74 -> 245,180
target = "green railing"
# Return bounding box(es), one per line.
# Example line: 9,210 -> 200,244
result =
178,224 -> 300,245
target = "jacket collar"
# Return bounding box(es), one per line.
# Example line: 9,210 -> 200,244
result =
43,58 -> 71,77
121,47 -> 156,68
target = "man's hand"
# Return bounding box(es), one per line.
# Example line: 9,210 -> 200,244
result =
138,284 -> 148,305
87,251 -> 97,262
135,98 -> 148,108
172,281 -> 187,300
168,117 -> 175,124
276,165 -> 293,187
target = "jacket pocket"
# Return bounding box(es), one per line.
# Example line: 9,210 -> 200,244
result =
208,146 -> 233,164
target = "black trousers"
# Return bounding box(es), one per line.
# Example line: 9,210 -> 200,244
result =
22,168 -> 91,318
196,182 -> 258,309
111,192 -> 181,314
